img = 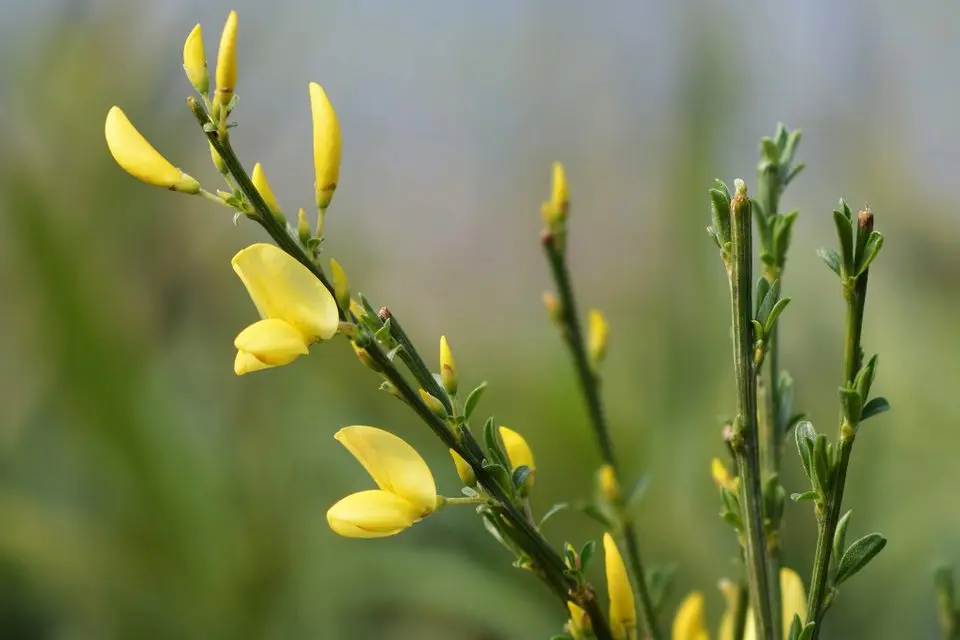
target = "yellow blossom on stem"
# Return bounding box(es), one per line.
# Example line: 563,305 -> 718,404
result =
717,580 -> 740,640
449,449 -> 475,487
231,243 -> 338,374
499,426 -> 534,494
567,602 -> 592,639
329,258 -> 350,310
250,162 -> 282,214
598,463 -> 620,503
214,10 -> 238,109
743,568 -> 807,640
327,426 -> 437,537
588,309 -> 609,367
541,161 -> 569,227
183,23 -> 208,95
309,82 -> 342,210
672,591 -> 708,640
439,335 -> 458,395
297,208 -> 311,243
604,533 -> 637,640
711,457 -> 738,493
104,107 -> 200,194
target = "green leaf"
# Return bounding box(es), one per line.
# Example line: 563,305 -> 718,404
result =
782,128 -> 802,167
835,533 -> 888,586
855,230 -> 884,277
625,474 -> 651,515
795,421 -> 817,480
710,188 -> 732,246
761,137 -> 780,164
579,503 -> 615,529
812,434 -> 831,496
778,371 -> 795,432
853,355 -> 879,403
721,510 -> 743,530
790,491 -> 818,502
511,465 -> 532,492
755,277 -> 771,318
539,502 -> 570,528
757,279 -> 780,326
482,417 -> 511,471
817,247 -> 842,276
773,210 -> 799,261
550,635 -> 574,640
784,162 -> 805,186
461,486 -> 479,498
580,540 -> 597,573
832,510 -> 853,576
463,381 -> 488,419
839,387 -> 863,425
860,397 -> 891,421
787,615 -> 803,640
797,621 -> 816,640
751,319 -> 766,345
833,208 -> 855,275
764,297 -> 791,336
482,462 -> 513,498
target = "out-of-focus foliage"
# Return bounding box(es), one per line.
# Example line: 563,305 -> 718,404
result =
1,2 -> 958,638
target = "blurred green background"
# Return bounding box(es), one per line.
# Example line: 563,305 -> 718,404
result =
1,1 -> 958,638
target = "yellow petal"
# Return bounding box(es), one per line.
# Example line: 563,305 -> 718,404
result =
743,568 -> 807,640
233,318 -> 309,369
104,107 -> 200,193
498,426 -> 534,471
449,449 -> 475,487
183,23 -> 208,94
712,457 -> 735,492
551,161 -> 569,210
439,335 -> 458,395
604,533 -> 636,639
329,258 -> 350,310
717,579 -> 740,640
672,591 -> 708,640
598,464 -> 620,503
251,162 -> 282,213
231,243 -> 339,341
326,489 -> 421,538
588,309 -> 609,366
214,10 -> 238,107
334,426 -> 436,515
234,349 -> 276,375
309,82 -> 342,209
567,602 -> 591,639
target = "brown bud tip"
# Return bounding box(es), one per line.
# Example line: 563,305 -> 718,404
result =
858,207 -> 874,231
539,228 -> 554,247
377,306 -> 392,321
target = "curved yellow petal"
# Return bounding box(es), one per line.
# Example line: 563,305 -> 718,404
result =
587,309 -> 609,365
326,489 -> 421,538
567,602 -> 591,639
233,318 -> 308,370
251,162 -> 282,213
183,23 -> 208,94
214,10 -> 238,107
604,533 -> 636,639
743,568 -> 807,640
231,243 -> 339,341
234,349 -> 276,375
717,579 -> 739,640
309,82 -> 341,209
334,426 -> 436,515
439,335 -> 458,394
104,107 -> 200,193
499,426 -> 534,471
672,591 -> 708,640
449,449 -> 475,487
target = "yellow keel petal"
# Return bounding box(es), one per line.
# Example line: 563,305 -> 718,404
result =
326,490 -> 421,538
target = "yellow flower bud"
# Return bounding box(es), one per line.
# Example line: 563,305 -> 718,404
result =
449,449 -> 476,487
743,568 -> 807,640
297,208 -> 311,243
183,23 -> 209,95
439,335 -> 458,395
672,591 -> 708,640
711,457 -> 738,493
718,579 -> 740,640
604,533 -> 636,639
214,10 -> 238,109
250,162 -> 282,214
309,82 -> 341,210
329,258 -> 350,310
542,291 -> 562,326
598,464 -> 620,503
587,309 -> 609,367
541,161 -> 569,227
209,142 -> 226,174
499,426 -> 535,494
419,389 -> 447,418
351,340 -> 381,373
104,106 -> 200,194
567,602 -> 592,640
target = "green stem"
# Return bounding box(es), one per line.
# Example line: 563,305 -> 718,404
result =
804,224 -> 871,636
728,185 -> 775,640
187,97 -> 616,640
542,234 -> 662,640
377,307 -> 453,415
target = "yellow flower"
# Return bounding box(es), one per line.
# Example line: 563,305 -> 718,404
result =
499,426 -> 534,472
717,580 -> 740,640
743,568 -> 807,640
711,458 -> 738,493
183,23 -> 209,95
309,82 -> 342,209
327,426 -> 437,537
604,533 -> 637,640
598,464 -> 620,503
449,449 -> 476,487
250,162 -> 282,214
588,309 -> 609,366
231,243 -> 339,375
104,107 -> 200,194
329,258 -> 350,310
214,10 -> 238,108
672,591 -> 708,640
567,602 -> 591,639
209,141 -> 226,174
439,335 -> 458,395
542,161 -> 569,227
